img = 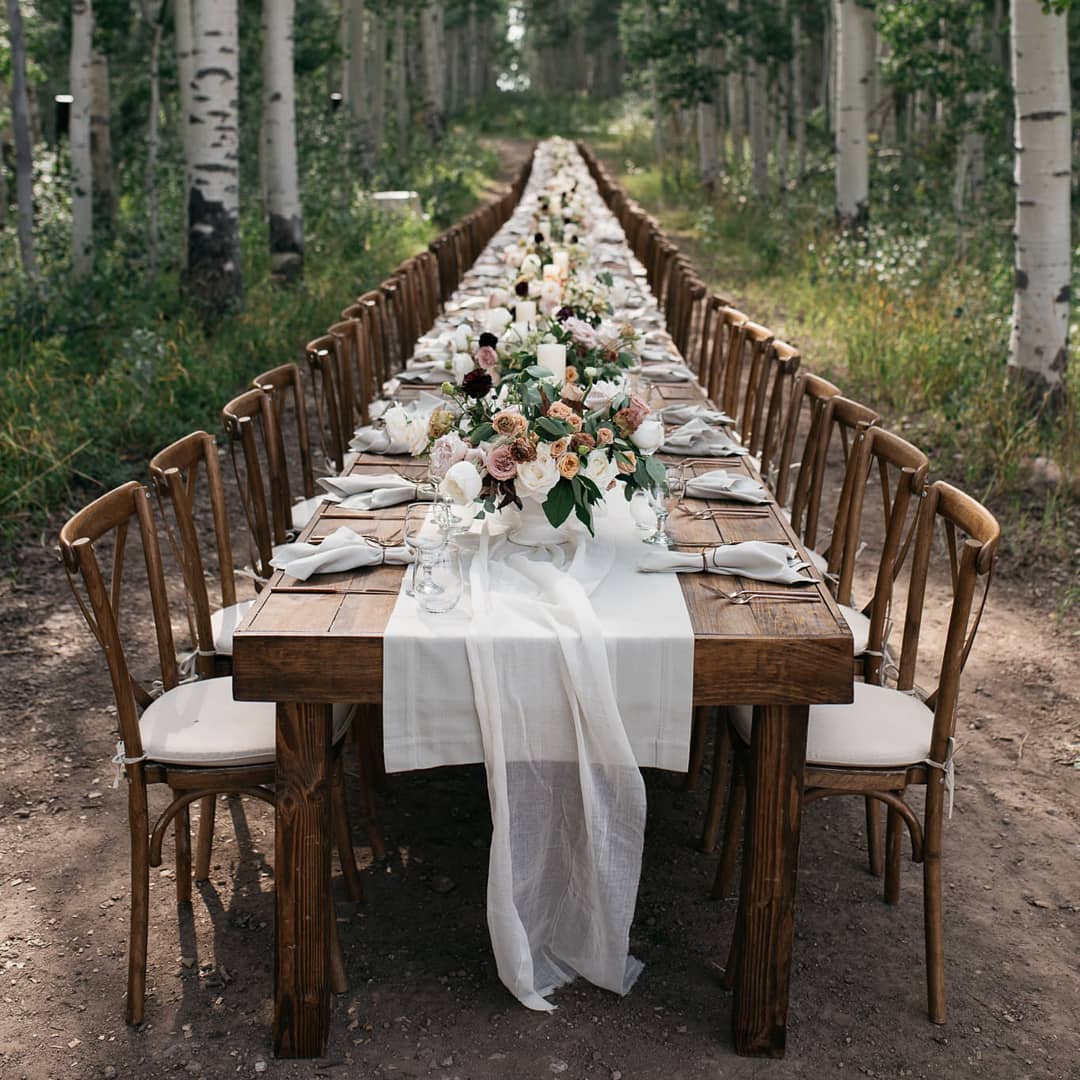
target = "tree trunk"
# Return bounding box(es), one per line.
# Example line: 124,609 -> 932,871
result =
70,0 -> 94,279
822,0 -> 833,137
953,19 -> 985,217
1009,0 -> 1070,404
776,59 -> 790,191
347,0 -> 374,169
262,0 -> 303,281
834,0 -> 873,227
7,0 -> 36,279
174,0 -> 196,269
697,57 -> 720,192
141,0 -> 164,278
394,6 -> 409,157
420,1 -> 446,141
748,57 -> 768,197
728,66 -> 745,168
369,16 -> 386,149
466,3 -> 481,103
89,47 -> 115,230
185,0 -> 242,314
793,12 -> 807,179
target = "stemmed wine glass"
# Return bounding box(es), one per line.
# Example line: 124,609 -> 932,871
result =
403,502 -> 448,597
643,463 -> 685,547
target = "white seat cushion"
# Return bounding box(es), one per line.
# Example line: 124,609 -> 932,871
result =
140,677 -> 355,768
839,603 -> 870,655
211,600 -> 255,656
291,495 -> 326,531
731,682 -> 934,769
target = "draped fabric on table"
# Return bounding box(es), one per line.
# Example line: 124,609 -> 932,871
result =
382,140 -> 695,1010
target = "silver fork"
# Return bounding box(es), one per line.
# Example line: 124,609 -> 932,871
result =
702,582 -> 819,603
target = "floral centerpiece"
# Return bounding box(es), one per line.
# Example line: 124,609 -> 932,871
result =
424,354 -> 666,539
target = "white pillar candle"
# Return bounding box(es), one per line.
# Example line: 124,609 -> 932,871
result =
552,250 -> 570,274
536,343 -> 567,384
542,263 -> 561,283
515,300 -> 537,326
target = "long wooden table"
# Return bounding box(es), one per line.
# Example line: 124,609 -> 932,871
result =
231,372 -> 853,1060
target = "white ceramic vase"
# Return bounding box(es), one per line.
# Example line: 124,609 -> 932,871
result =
506,496 -> 573,547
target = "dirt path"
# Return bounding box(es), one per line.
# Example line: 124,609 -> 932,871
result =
1,139 -> 1078,1080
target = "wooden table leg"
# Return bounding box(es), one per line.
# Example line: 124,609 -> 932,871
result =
274,701 -> 334,1058
731,704 -> 809,1058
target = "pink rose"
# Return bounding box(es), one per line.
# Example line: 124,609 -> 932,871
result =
429,432 -> 468,478
476,345 -> 499,372
485,444 -> 518,481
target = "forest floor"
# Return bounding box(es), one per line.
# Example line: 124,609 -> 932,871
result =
0,137 -> 1077,1080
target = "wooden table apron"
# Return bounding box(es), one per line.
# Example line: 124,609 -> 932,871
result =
231,451 -> 852,1060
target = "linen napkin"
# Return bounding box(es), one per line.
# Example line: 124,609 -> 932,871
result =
317,472 -> 433,511
660,403 -> 734,426
640,347 -> 679,364
398,360 -> 452,385
684,469 -> 768,504
637,361 -> 694,382
661,418 -> 748,457
638,541 -> 812,584
349,426 -> 412,454
270,526 -> 413,581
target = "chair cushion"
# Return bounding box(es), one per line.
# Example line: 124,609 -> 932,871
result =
140,677 -> 355,767
730,682 -> 934,769
839,603 -> 870,655
291,496 -> 325,531
211,600 -> 255,656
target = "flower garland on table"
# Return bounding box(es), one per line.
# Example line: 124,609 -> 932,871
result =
425,360 -> 666,535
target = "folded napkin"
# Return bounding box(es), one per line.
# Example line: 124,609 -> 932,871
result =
640,347 -> 678,365
317,473 -> 433,511
349,427 -> 411,454
350,394 -> 443,454
661,418 -> 748,457
661,403 -> 735,426
684,470 -> 768,504
638,362 -> 694,382
398,360 -> 451,385
638,542 -> 812,585
270,526 -> 413,581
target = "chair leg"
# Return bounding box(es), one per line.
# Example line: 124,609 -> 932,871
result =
126,785 -> 150,1026
174,801 -> 192,905
194,796 -> 216,882
328,899 -> 348,995
683,706 -> 710,792
884,804 -> 904,905
865,796 -> 883,877
721,920 -> 742,991
700,718 -> 732,853
332,753 -> 364,903
923,789 -> 947,1024
712,757 -> 745,900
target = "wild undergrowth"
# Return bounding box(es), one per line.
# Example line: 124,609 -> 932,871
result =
0,124 -> 499,542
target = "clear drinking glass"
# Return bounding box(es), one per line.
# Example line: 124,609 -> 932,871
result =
643,463 -> 685,547
403,502 -> 448,597
417,546 -> 463,614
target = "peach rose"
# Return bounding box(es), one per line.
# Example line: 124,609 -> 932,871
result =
566,413 -> 583,431
596,426 -> 614,445
616,450 -> 637,475
492,409 -> 527,437
550,437 -> 571,457
546,401 -> 573,422
558,453 -> 580,479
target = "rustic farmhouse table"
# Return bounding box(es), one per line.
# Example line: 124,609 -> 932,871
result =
231,371 -> 853,1060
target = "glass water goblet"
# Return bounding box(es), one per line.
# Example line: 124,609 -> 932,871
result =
643,463 -> 685,547
417,546 -> 463,614
403,502 -> 448,597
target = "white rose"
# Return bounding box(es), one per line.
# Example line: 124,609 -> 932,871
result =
584,379 -> 621,411
521,253 -> 542,279
630,419 -> 664,454
515,454 -> 560,499
441,460 -> 483,505
485,306 -> 513,333
452,352 -> 475,383
454,325 -> 472,353
382,404 -> 411,449
539,280 -> 562,306
584,449 -> 619,491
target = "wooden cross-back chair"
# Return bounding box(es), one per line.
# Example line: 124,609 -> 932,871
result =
305,333 -> 350,475
713,480 -> 999,1025
221,387 -> 290,584
252,362 -> 322,530
59,481 -> 363,1025
328,314 -> 374,430
149,431 -> 248,676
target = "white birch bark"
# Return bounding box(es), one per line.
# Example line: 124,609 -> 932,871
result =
1009,0 -> 1070,399
140,0 -> 165,277
262,0 -> 303,280
70,0 -> 94,279
186,0 -> 242,311
748,57 -> 769,197
347,0 -> 375,168
7,0 -> 36,278
953,19 -> 985,216
834,0 -> 874,226
793,11 -> 806,179
394,5 -> 409,156
420,1 -> 446,140
174,0 -> 196,268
